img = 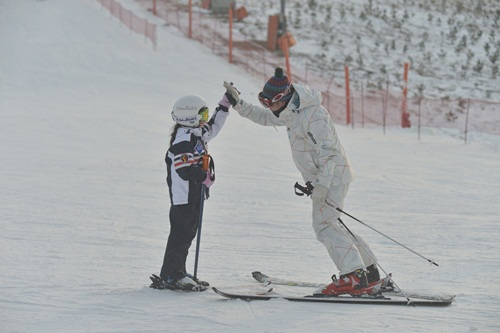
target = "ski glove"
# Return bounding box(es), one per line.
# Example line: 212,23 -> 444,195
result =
223,81 -> 240,107
218,94 -> 232,111
202,171 -> 215,188
311,184 -> 328,204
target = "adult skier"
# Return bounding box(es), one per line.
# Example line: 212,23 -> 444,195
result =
151,93 -> 231,291
223,68 -> 383,296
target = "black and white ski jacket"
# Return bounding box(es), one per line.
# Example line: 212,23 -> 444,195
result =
166,107 -> 229,205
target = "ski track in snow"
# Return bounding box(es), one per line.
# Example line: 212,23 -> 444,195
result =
1,0 -> 500,332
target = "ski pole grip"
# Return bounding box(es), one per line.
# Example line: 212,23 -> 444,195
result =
202,154 -> 211,171
294,181 -> 313,196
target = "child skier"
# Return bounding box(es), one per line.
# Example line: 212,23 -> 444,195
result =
150,93 -> 231,291
223,68 -> 385,296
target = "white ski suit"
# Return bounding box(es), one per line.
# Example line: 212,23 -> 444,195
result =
233,83 -> 377,275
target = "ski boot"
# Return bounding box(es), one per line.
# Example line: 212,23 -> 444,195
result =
149,274 -> 207,291
314,269 -> 380,296
366,264 -> 395,292
186,273 -> 210,287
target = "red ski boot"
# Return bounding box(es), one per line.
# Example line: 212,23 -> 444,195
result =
315,269 -> 380,296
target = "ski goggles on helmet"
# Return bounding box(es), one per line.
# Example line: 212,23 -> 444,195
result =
198,106 -> 209,122
258,85 -> 292,108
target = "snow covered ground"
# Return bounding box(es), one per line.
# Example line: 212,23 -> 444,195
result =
238,0 -> 500,101
1,0 -> 500,332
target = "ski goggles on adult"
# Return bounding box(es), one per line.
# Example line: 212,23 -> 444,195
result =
258,86 -> 291,108
198,106 -> 209,122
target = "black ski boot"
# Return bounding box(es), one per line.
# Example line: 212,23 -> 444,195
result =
149,274 -> 207,291
186,273 -> 210,287
366,264 -> 380,284
365,265 -> 395,292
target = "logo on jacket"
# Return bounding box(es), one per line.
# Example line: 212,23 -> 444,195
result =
194,140 -> 204,155
307,132 -> 317,144
180,154 -> 189,163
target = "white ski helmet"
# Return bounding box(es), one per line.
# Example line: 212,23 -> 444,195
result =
171,95 -> 207,127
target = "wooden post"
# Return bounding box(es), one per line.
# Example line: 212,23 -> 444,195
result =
280,37 -> 291,79
267,15 -> 279,51
199,6 -> 202,43
278,32 -> 295,80
345,66 -> 351,125
188,0 -> 192,39
285,41 -> 291,79
402,62 -> 411,128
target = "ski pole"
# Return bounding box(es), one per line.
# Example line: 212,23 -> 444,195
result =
293,181 -> 438,266
193,154 -> 211,279
338,217 -> 414,306
327,202 -> 439,266
193,186 -> 205,280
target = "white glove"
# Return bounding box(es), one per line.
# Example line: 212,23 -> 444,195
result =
223,81 -> 240,106
311,185 -> 328,204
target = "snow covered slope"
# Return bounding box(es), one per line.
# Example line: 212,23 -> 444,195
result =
1,0 -> 499,332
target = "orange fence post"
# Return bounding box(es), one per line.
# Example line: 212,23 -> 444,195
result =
283,38 -> 290,79
278,35 -> 291,79
152,0 -> 156,16
402,62 -> 411,128
229,8 -> 233,64
278,32 -> 295,79
345,66 -> 351,125
188,0 -> 192,39
267,15 -> 279,51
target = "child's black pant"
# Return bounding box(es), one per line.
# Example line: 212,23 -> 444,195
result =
160,201 -> 201,281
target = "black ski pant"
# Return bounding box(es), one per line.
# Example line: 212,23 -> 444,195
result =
160,201 -> 201,281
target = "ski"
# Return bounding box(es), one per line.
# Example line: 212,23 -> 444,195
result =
212,287 -> 453,306
250,286 -> 274,295
252,271 -> 323,287
251,271 -> 456,302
